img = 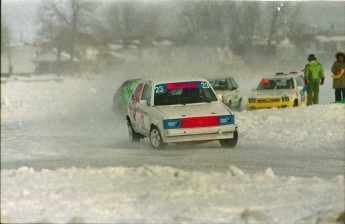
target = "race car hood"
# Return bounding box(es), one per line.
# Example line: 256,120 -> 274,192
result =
155,102 -> 231,119
249,89 -> 295,98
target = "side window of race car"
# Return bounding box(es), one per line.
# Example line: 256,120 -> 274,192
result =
296,77 -> 303,87
227,79 -> 234,90
230,78 -> 238,89
133,83 -> 143,103
141,84 -> 152,102
288,78 -> 295,89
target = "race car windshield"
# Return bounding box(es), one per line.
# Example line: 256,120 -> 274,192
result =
208,80 -> 227,90
257,78 -> 294,90
154,81 -> 218,106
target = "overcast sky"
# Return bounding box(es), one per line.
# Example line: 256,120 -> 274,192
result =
1,0 -> 345,44
1,0 -> 41,43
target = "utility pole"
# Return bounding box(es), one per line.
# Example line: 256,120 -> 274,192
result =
2,17 -> 13,75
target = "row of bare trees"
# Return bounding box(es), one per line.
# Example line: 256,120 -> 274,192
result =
2,0 -> 318,74
32,1 -> 309,63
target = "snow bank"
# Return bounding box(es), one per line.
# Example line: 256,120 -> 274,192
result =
236,104 -> 345,150
1,165 -> 344,223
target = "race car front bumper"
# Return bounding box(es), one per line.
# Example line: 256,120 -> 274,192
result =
246,100 -> 294,110
162,125 -> 237,143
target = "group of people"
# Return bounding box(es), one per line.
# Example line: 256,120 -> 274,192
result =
304,51 -> 345,106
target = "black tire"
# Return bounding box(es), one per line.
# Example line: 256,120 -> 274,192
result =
293,99 -> 298,107
127,120 -> 140,143
219,130 -> 238,148
149,126 -> 167,149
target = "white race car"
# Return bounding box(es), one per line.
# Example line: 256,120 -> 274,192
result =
126,78 -> 238,149
246,72 -> 307,110
206,76 -> 242,110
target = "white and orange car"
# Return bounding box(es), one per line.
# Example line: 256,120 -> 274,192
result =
246,72 -> 307,110
126,78 -> 238,149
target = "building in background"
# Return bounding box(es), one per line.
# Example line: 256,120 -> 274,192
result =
1,43 -> 36,76
32,50 -> 79,75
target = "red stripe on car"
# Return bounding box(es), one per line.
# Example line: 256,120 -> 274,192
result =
181,116 -> 219,128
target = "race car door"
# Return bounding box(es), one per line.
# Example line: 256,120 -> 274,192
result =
129,82 -> 143,132
227,78 -> 241,105
136,84 -> 152,135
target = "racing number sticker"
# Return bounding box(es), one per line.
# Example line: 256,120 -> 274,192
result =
200,81 -> 210,88
155,85 -> 164,93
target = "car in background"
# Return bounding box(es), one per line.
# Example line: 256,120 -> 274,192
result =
246,72 -> 307,110
126,78 -> 238,149
206,76 -> 242,110
113,79 -> 139,117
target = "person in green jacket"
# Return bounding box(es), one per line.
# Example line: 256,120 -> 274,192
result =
304,54 -> 325,106
331,52 -> 345,102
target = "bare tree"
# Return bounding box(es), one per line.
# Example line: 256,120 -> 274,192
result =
219,1 -> 244,49
36,0 -> 96,73
261,1 -> 306,62
281,3 -> 309,53
1,18 -> 9,53
239,2 -> 261,62
179,1 -> 205,34
138,2 -> 162,45
217,1 -> 261,62
267,2 -> 282,47
266,2 -> 303,46
177,1 -> 221,43
100,0 -> 162,47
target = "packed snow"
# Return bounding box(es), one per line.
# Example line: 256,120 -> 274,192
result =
1,72 -> 344,223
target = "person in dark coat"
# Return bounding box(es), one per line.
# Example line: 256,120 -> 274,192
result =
331,52 -> 345,102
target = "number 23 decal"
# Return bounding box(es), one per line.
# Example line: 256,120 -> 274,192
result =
155,86 -> 164,93
201,82 -> 210,88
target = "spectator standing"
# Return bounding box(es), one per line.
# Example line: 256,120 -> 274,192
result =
331,52 -> 345,102
304,54 -> 325,106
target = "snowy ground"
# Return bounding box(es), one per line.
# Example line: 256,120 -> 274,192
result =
1,71 -> 344,223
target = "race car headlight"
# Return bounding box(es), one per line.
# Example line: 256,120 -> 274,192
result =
163,119 -> 181,129
248,98 -> 256,103
282,96 -> 290,102
218,115 -> 235,125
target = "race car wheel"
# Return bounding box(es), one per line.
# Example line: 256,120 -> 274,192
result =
219,130 -> 238,148
150,126 -> 166,149
293,99 -> 298,107
127,120 -> 140,143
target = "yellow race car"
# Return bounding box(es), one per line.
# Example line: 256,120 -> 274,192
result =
246,72 -> 307,110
